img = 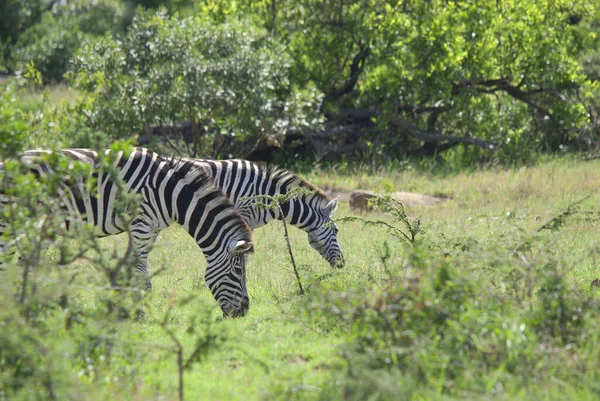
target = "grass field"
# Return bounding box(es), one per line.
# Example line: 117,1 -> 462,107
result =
3,156 -> 600,400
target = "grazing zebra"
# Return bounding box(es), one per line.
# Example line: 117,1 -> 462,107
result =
0,148 -> 254,317
180,158 -> 344,267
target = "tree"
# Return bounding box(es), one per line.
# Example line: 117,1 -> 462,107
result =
197,0 -> 597,163
2,0 -> 128,82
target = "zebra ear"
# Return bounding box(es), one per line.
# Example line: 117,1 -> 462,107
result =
323,197 -> 339,216
228,239 -> 254,255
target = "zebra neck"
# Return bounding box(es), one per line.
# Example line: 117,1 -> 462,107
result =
278,196 -> 321,231
174,184 -> 240,253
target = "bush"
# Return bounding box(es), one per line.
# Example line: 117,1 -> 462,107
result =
0,0 -> 46,62
12,13 -> 83,84
68,8 -> 324,157
0,136 -> 222,400
304,232 -> 600,399
0,83 -> 37,157
7,0 -> 128,84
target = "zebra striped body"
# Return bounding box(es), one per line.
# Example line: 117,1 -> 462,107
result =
180,158 -> 344,267
0,148 -> 254,317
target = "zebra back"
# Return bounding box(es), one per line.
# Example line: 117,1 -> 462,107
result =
180,158 -> 344,267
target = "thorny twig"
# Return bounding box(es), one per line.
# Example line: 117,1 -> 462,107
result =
158,299 -> 220,401
160,306 -> 185,401
335,195 -> 421,244
538,193 -> 592,232
241,188 -> 313,295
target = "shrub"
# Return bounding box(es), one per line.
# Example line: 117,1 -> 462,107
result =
68,8 -> 324,157
304,233 -> 600,399
8,0 -> 127,84
0,83 -> 35,157
0,138 -> 222,400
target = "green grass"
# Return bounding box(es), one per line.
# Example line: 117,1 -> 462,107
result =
67,212 -> 393,400
16,83 -> 80,107
3,156 -> 600,400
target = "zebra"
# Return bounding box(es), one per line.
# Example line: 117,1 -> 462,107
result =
0,147 -> 254,317
179,158 -> 344,267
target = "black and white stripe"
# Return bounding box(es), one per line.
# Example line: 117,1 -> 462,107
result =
0,148 -> 254,317
181,158 -> 344,267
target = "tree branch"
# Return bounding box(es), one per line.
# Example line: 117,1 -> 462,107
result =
390,117 -> 498,150
326,46 -> 371,100
452,78 -> 580,119
397,104 -> 450,116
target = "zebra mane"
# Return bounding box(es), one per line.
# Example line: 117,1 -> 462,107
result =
165,156 -> 253,242
263,163 -> 333,205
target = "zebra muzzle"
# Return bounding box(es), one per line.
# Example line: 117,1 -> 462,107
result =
221,296 -> 249,318
330,254 -> 345,268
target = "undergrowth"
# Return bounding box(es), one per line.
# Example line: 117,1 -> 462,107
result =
302,204 -> 600,400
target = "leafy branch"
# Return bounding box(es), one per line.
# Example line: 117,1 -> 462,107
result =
335,194 -> 421,244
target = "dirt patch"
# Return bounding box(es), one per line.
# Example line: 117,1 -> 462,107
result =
331,189 -> 449,207
392,191 -> 449,207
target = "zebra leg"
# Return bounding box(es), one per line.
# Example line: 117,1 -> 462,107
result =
129,218 -> 159,291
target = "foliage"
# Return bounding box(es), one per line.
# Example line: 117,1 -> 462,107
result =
304,232 -> 600,399
197,0 -> 597,164
3,0 -> 600,163
240,187 -> 317,296
158,296 -> 223,401
336,194 -> 421,244
0,148 -> 127,398
3,104 -> 600,399
12,12 -> 84,83
578,0 -> 600,149
4,0 -> 128,83
537,193 -> 592,231
367,0 -> 592,141
67,9 -> 323,157
0,0 -> 46,65
0,84 -> 33,158
0,132 -> 223,400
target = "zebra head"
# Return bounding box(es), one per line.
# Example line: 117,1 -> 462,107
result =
307,197 -> 344,268
169,158 -> 256,318
204,238 -> 254,318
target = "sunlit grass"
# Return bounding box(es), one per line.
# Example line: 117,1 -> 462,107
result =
12,82 -> 80,109
47,156 -> 600,400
